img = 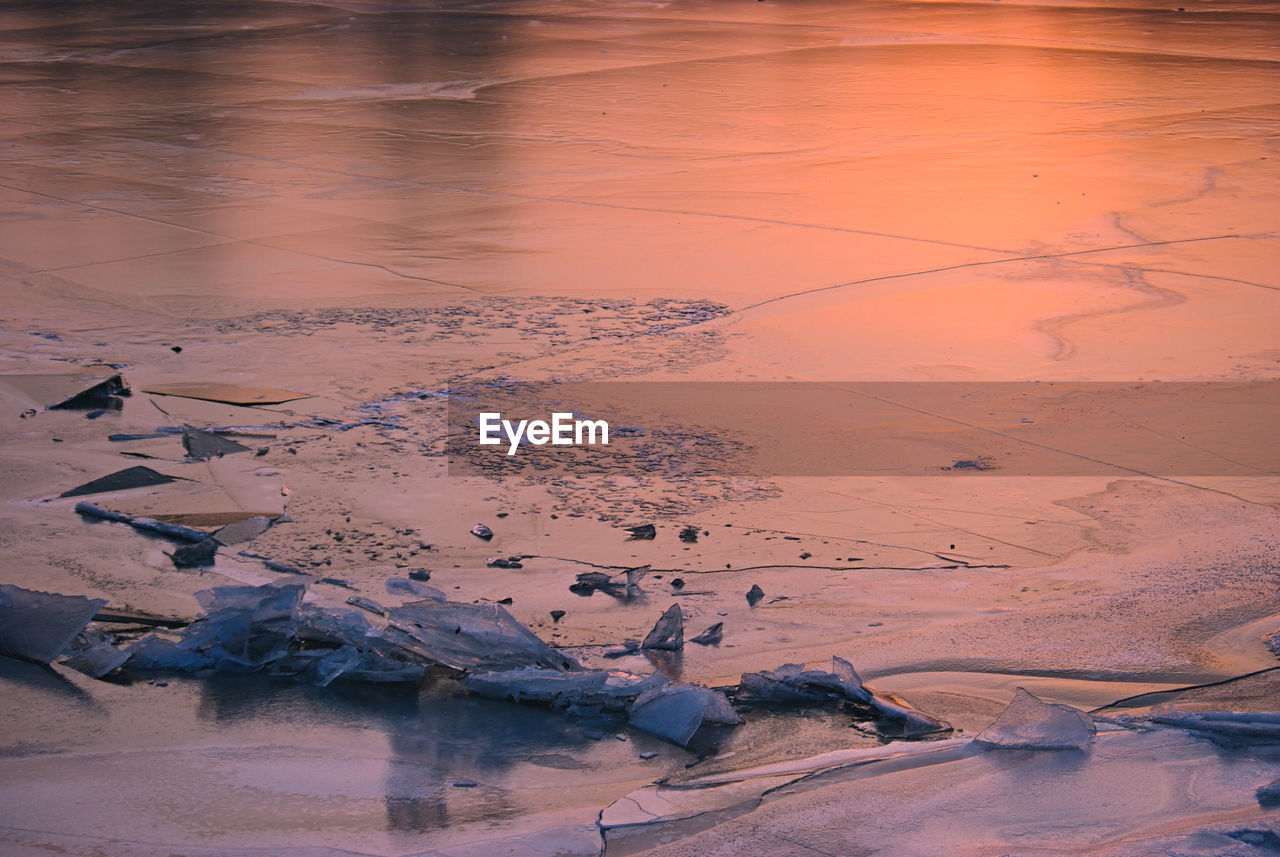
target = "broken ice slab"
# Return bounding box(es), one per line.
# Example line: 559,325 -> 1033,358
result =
384,578 -> 446,601
182,426 -> 250,460
737,657 -> 871,706
185,582 -> 306,670
0,585 -> 107,665
212,515 -> 273,545
462,667 -> 670,712
641,604 -> 683,651
75,501 -> 209,542
58,466 -> 178,498
292,603 -> 373,649
1147,707 -> 1280,745
142,382 -> 309,406
385,600 -> 579,673
627,683 -> 741,747
58,625 -> 130,678
975,687 -> 1096,750
0,368 -> 128,410
624,523 -> 656,540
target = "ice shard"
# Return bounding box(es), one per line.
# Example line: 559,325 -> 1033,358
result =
975,687 -> 1096,750
690,622 -> 723,645
641,604 -> 683,651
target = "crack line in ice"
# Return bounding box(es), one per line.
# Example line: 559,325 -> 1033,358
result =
822,488 -> 1060,559
1062,258 -> 1280,293
1092,664 -> 1280,713
731,231 -> 1274,314
1032,267 -> 1187,363
0,180 -> 483,295
526,554 -> 1012,575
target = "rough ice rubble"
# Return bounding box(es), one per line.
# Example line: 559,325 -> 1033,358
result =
975,687 -> 1096,750
125,580 -> 578,681
1,580 -> 954,748
461,668 -> 739,746
465,656 -> 949,747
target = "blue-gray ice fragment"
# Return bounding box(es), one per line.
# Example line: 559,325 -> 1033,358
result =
0,585 -> 106,665
386,601 -> 578,672
627,683 -> 740,747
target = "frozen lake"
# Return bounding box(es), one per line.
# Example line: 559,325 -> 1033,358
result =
1,0 -> 1278,854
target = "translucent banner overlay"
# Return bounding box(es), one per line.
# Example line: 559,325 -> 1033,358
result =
444,381 -> 1280,477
